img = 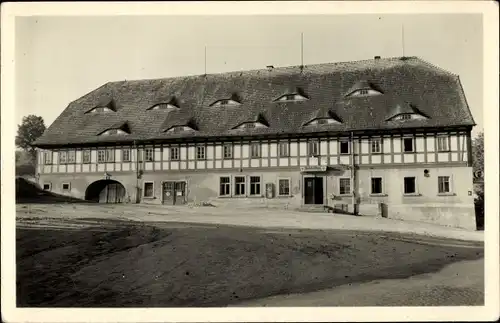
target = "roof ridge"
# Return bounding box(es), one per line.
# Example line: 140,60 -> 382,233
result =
414,58 -> 458,76
455,76 -> 477,126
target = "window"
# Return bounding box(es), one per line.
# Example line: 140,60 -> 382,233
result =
438,176 -> 451,193
250,143 -> 260,158
316,118 -> 329,125
371,178 -> 383,194
197,146 -> 206,160
43,151 -> 52,165
145,148 -> 154,162
250,176 -> 261,196
358,89 -> 369,95
97,149 -> 105,163
340,141 -> 350,154
403,138 -> 414,152
437,136 -> 449,152
339,178 -> 351,195
223,144 -> 233,159
404,177 -> 416,194
67,150 -> 76,164
170,147 -> 180,161
59,151 -> 67,164
235,176 -> 246,196
307,141 -> 319,157
143,182 -> 154,198
399,114 -> 412,120
106,149 -> 115,163
83,150 -> 91,164
62,183 -> 71,191
122,149 -> 131,162
370,139 -> 381,154
219,177 -> 231,196
279,142 -> 289,157
43,183 -> 51,191
278,178 -> 290,196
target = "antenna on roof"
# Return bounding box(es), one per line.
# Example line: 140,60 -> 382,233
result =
300,32 -> 304,72
204,46 -> 207,76
401,24 -> 405,58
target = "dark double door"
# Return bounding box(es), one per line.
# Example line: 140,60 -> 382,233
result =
304,177 -> 324,205
162,181 -> 187,205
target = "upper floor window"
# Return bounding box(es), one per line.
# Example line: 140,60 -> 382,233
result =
403,138 -> 414,152
279,142 -> 289,157
97,149 -> 106,163
83,150 -> 91,164
307,141 -> 319,157
370,139 -> 382,154
250,143 -> 261,158
59,151 -> 67,164
170,147 -> 180,161
145,148 -> 154,162
223,144 -> 233,159
122,149 -> 131,162
105,149 -> 115,163
196,146 -> 206,160
43,151 -> 52,165
67,150 -> 76,164
437,136 -> 450,152
340,141 -> 350,154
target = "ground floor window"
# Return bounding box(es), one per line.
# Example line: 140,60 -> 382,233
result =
438,176 -> 451,193
235,176 -> 246,196
404,177 -> 416,194
219,177 -> 230,196
250,176 -> 261,195
371,177 -> 383,194
62,183 -> 71,191
278,178 -> 290,196
339,178 -> 351,195
43,183 -> 51,191
144,182 -> 154,198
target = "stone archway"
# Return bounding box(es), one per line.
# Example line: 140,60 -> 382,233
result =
85,180 -> 126,203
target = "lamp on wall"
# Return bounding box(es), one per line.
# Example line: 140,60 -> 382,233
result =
104,172 -> 111,180
424,169 -> 430,177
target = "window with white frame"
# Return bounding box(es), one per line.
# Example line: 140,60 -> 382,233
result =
43,151 -> 52,165
234,176 -> 246,196
223,144 -> 233,159
196,146 -> 206,160
170,147 -> 180,161
339,178 -> 351,195
97,149 -> 105,163
59,151 -> 67,164
250,143 -> 261,158
122,149 -> 131,162
278,178 -> 291,196
340,141 -> 350,154
279,141 -> 289,157
82,150 -> 91,164
219,176 -> 231,196
438,176 -> 451,193
250,176 -> 261,196
371,177 -> 383,194
370,139 -> 381,154
143,182 -> 154,198
62,183 -> 71,191
307,140 -> 319,156
403,137 -> 414,152
437,136 -> 449,152
404,177 -> 416,194
43,183 -> 51,191
67,150 -> 76,164
105,149 -> 115,163
145,148 -> 154,162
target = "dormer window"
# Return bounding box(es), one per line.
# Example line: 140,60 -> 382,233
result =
275,93 -> 308,102
97,122 -> 131,136
210,99 -> 240,107
233,122 -> 268,130
87,106 -> 113,114
100,128 -> 129,136
148,103 -> 178,111
399,114 -> 412,120
85,99 -> 116,114
389,113 -> 426,121
166,126 -> 196,133
345,81 -> 383,97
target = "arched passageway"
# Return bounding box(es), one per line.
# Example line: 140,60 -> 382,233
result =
85,180 -> 126,203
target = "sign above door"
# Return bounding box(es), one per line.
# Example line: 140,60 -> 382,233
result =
300,166 -> 327,173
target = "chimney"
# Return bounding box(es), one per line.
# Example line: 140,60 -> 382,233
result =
266,65 -> 274,71
374,56 -> 381,60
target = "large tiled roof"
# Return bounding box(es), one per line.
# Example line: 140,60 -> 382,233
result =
34,56 -> 475,147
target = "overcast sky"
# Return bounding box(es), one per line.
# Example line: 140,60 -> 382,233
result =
15,14 -> 483,136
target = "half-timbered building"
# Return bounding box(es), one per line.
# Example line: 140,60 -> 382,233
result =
33,56 -> 477,229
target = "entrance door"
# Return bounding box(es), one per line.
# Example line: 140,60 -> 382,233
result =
162,181 -> 187,205
304,177 -> 324,205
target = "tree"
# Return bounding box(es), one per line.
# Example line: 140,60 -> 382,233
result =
472,131 -> 484,230
15,115 -> 46,159
472,131 -> 484,177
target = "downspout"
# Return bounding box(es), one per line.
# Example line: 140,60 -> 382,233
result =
134,140 -> 139,203
350,131 -> 358,215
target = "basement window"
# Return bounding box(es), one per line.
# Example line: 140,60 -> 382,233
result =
62,183 -> 71,191
43,183 -> 51,191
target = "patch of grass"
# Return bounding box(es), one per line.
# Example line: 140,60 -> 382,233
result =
17,223 -> 484,307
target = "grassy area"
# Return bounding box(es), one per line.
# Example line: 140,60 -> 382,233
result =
16,221 -> 484,307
